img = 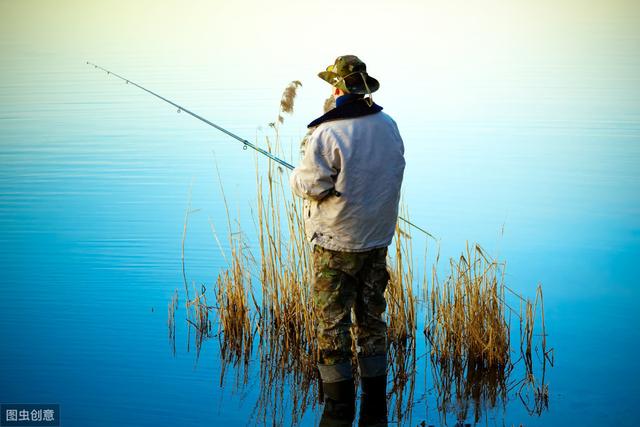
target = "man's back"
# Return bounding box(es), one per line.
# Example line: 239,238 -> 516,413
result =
291,108 -> 405,252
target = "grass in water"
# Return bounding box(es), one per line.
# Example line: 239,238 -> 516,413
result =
425,243 -> 553,425
426,243 -> 511,424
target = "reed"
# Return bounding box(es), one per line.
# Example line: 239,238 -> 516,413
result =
386,204 -> 419,345
181,182 -> 200,301
211,81 -> 319,423
245,83 -> 321,424
280,81 -> 302,115
516,284 -> 552,415
167,288 -> 178,356
384,206 -> 421,424
215,241 -> 254,379
423,243 -> 554,425
186,284 -> 213,358
427,243 -> 510,367
426,243 -> 511,423
180,179 -> 210,360
210,160 -> 256,386
387,336 -> 418,423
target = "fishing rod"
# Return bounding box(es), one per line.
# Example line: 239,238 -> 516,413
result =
86,62 -> 435,240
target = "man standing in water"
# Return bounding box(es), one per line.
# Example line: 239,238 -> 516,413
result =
290,55 -> 405,426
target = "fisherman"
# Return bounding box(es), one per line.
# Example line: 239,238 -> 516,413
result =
290,55 -> 406,426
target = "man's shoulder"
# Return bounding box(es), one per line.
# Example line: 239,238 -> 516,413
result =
373,110 -> 398,125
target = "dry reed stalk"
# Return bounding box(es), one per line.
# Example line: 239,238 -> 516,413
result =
386,204 -> 418,345
516,284 -> 552,415
186,283 -> 213,359
167,288 -> 178,356
210,159 -> 257,386
381,206 -> 422,424
225,80 -> 318,424
181,184 -> 194,302
426,243 -> 511,423
181,181 -> 203,303
387,337 -> 418,424
215,238 -> 254,381
247,157 -> 319,425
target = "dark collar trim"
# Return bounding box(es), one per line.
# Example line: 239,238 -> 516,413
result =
307,98 -> 383,128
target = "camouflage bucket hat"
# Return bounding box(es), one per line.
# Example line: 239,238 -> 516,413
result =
318,55 -> 380,95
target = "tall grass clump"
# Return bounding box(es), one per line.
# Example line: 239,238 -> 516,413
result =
215,237 -> 254,382
426,243 -> 511,423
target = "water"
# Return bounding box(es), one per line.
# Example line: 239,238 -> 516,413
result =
1,1 -> 639,426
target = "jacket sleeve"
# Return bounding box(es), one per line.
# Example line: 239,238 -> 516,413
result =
290,129 -> 339,200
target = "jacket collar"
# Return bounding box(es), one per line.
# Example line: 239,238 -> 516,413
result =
307,97 -> 383,128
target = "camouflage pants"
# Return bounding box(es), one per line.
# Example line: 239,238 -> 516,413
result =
313,245 -> 389,381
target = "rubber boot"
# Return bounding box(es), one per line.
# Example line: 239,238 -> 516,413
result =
319,379 -> 356,427
358,376 -> 387,427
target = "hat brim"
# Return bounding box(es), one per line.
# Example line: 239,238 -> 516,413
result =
318,70 -> 380,95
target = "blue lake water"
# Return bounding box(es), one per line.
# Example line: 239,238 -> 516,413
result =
1,2 -> 640,426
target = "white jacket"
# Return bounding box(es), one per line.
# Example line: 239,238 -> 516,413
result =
290,110 -> 405,252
